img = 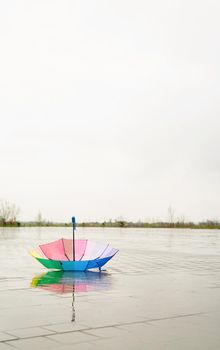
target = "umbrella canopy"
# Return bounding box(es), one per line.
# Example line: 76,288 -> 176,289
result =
30,238 -> 118,271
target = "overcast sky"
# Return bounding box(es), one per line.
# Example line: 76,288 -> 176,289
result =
0,0 -> 220,222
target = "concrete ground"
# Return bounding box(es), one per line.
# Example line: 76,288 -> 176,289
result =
0,227 -> 220,349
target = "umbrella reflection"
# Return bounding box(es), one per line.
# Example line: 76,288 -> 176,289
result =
31,270 -> 112,293
30,270 -> 113,322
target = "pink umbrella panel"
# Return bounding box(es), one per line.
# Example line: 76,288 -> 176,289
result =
30,239 -> 118,271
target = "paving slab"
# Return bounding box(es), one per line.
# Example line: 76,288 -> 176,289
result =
5,336 -> 59,350
42,323 -> 89,333
5,327 -> 55,339
46,331 -> 97,345
0,332 -> 17,342
0,343 -> 16,350
84,326 -> 128,338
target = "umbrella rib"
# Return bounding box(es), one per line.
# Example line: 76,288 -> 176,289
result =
39,246 -> 51,260
79,240 -> 88,261
62,238 -> 70,261
97,243 -> 109,259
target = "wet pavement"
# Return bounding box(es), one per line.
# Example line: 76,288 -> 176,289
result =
0,227 -> 220,349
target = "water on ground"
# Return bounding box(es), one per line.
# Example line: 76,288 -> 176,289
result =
0,227 -> 220,350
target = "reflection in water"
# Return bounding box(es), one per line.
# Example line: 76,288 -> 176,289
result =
72,287 -> 75,322
31,271 -> 113,322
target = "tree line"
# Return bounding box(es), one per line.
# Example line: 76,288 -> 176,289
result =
0,201 -> 220,229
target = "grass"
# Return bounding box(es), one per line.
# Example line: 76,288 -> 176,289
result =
1,220 -> 220,229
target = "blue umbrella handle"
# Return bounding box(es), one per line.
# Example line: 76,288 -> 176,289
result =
72,217 -> 76,261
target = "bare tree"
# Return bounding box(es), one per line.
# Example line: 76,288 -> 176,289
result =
115,216 -> 126,227
10,203 -> 20,222
0,200 -> 20,224
177,214 -> 185,224
167,205 -> 175,226
36,211 -> 44,226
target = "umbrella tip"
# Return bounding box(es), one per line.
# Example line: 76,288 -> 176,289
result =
72,217 -> 76,227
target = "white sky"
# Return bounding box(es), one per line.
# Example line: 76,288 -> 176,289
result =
0,0 -> 220,222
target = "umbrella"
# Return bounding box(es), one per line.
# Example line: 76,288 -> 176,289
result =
30,216 -> 118,271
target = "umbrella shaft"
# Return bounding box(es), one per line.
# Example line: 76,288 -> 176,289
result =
72,227 -> 75,261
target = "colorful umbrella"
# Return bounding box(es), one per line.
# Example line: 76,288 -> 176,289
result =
30,217 -> 118,271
